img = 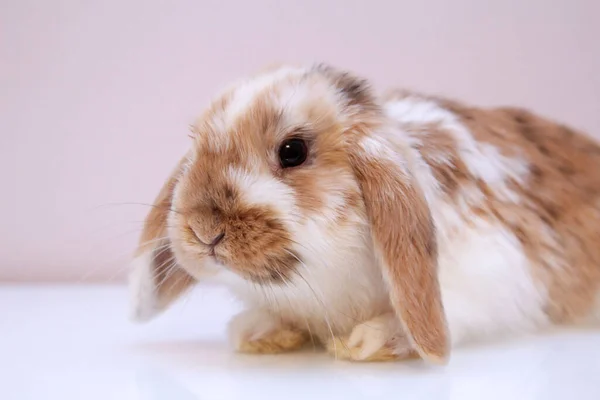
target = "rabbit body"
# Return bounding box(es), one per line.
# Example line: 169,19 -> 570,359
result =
130,65 -> 600,363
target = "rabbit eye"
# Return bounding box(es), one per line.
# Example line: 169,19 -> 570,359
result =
278,138 -> 308,168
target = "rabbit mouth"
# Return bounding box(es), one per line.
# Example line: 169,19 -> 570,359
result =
217,248 -> 301,285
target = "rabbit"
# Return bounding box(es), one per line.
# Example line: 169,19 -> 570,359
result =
128,63 -> 600,364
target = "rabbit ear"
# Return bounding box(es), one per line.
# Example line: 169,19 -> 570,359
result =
129,156 -> 196,322
349,134 -> 450,364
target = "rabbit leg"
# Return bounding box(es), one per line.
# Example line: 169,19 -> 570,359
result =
326,313 -> 419,362
228,308 -> 309,354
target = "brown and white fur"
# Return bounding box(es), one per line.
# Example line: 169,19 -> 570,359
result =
129,64 -> 600,364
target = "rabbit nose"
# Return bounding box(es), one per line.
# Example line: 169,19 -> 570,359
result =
190,225 -> 225,248
209,232 -> 225,247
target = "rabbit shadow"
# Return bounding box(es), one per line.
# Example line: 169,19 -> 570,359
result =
129,336 -> 432,373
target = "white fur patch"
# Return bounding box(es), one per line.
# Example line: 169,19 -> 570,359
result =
128,252 -> 160,322
345,313 -> 410,360
359,136 -> 389,157
271,78 -> 342,131
257,219 -> 386,341
438,218 -> 550,345
225,67 -> 306,129
359,135 -> 410,176
385,97 -> 529,202
320,181 -> 354,223
227,166 -> 297,222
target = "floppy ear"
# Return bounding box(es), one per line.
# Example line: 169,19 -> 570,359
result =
129,156 -> 196,322
348,134 -> 450,364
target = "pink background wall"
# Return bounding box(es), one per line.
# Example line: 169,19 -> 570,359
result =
2,0 -> 599,282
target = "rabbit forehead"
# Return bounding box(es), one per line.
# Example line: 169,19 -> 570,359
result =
192,66 -> 345,152
224,66 -> 308,125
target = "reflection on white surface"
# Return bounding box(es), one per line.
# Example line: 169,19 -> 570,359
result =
1,285 -> 599,400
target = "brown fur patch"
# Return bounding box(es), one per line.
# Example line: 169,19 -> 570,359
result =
409,123 -> 471,199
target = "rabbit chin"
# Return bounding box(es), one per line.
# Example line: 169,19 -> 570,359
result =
181,254 -> 296,286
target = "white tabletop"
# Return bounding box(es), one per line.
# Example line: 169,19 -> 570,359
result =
1,285 -> 599,400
